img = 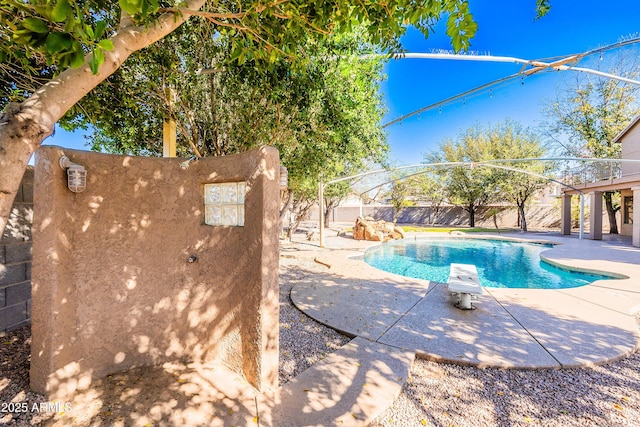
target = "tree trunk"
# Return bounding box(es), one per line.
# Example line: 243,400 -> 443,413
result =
468,207 -> 475,228
0,110 -> 49,236
0,1 -> 205,236
324,199 -> 338,228
392,207 -> 402,225
431,206 -> 440,226
604,192 -> 619,234
279,189 -> 293,221
519,204 -> 528,232
286,201 -> 314,240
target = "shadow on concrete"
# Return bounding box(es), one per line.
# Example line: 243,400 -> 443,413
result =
289,259 -> 640,369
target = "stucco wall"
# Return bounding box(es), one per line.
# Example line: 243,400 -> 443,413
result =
0,167 -> 33,332
621,121 -> 640,177
31,146 -> 280,399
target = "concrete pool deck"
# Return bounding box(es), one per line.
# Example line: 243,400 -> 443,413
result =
219,231 -> 640,426
288,231 -> 640,369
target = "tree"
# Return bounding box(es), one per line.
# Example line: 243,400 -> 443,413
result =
323,181 -> 352,228
544,48 -> 640,233
426,126 -> 501,227
67,24 -> 390,235
0,0 -> 486,236
414,173 -> 446,225
484,121 -> 550,231
384,172 -> 445,225
1,0 -> 222,229
385,175 -> 419,224
427,120 -> 549,229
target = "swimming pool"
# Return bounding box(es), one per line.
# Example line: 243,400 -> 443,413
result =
363,238 -> 619,289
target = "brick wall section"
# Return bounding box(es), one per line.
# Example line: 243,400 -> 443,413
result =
1,167 -> 33,332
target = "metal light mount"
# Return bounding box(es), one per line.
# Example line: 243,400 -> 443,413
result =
59,155 -> 87,193
180,155 -> 198,170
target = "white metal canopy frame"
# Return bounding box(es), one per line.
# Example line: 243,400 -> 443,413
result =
317,158 -> 640,248
373,36 -> 640,127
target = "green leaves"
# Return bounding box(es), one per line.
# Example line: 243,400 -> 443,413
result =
117,0 -> 159,20
6,0 -> 115,75
444,1 -> 478,52
70,42 -> 85,68
98,39 -> 114,50
22,18 -> 49,34
51,0 -> 71,23
535,0 -> 552,19
45,32 -> 72,54
428,120 -> 549,229
89,47 -> 104,73
118,0 -> 143,16
2,0 -> 546,118
1,0 -> 160,87
95,21 -> 107,40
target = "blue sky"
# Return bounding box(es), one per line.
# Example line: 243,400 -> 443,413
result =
381,0 -> 640,164
44,0 -> 640,164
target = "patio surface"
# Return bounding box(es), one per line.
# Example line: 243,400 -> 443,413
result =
44,230 -> 640,426
263,230 -> 640,425
289,231 -> 640,369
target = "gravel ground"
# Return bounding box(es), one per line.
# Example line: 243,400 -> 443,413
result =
0,254 -> 350,426
278,256 -> 351,384
371,320 -> 640,426
0,327 -> 52,426
1,251 -> 639,426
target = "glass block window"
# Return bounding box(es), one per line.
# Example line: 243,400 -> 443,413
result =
204,182 -> 246,226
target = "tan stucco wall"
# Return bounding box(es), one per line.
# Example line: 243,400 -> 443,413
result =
621,121 -> 640,177
31,146 -> 280,399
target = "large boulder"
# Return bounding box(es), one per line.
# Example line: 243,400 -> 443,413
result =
353,217 -> 405,242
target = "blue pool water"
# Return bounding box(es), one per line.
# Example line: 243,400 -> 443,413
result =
363,238 -> 618,289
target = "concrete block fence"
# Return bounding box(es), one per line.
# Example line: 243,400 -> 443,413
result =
1,167 -> 33,332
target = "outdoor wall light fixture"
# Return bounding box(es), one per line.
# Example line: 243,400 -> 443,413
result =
279,166 -> 288,190
180,155 -> 198,170
59,155 -> 87,193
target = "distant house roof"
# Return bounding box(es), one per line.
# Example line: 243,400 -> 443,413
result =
613,114 -> 640,143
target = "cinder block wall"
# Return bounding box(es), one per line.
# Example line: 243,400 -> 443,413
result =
0,167 -> 33,332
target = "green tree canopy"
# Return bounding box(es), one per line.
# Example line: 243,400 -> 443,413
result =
0,0 -> 485,108
544,50 -> 640,158
426,126 -> 500,227
427,120 -> 549,229
384,172 -> 417,224
482,120 -> 550,231
0,0 -> 549,236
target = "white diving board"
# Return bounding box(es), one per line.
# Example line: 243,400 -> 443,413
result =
447,263 -> 483,310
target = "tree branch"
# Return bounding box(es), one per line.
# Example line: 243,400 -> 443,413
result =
20,0 -> 208,133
